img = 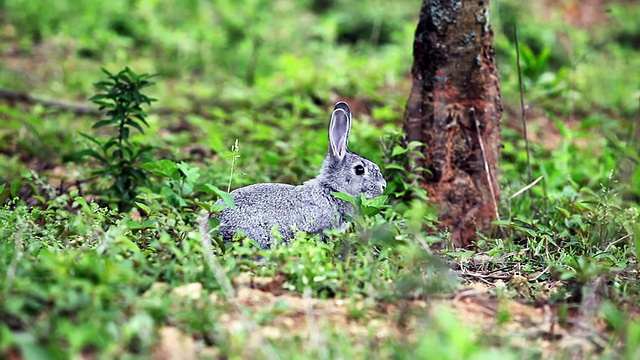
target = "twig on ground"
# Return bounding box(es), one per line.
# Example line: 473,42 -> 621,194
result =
527,266 -> 550,282
599,233 -> 633,255
471,108 -> 500,221
0,88 -> 100,115
0,87 -> 178,116
458,270 -> 512,281
514,25 -> 534,213
508,176 -> 544,201
450,289 -> 497,317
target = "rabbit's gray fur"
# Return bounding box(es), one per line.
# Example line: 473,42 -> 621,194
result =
213,101 -> 386,249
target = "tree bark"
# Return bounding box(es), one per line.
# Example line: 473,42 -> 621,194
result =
403,0 -> 502,247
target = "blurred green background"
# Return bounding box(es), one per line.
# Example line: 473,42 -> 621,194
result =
1,0 -> 639,191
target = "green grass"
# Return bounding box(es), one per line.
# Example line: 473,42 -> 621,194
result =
1,0 -> 640,358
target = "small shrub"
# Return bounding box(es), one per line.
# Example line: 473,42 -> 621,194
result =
77,67 -> 157,211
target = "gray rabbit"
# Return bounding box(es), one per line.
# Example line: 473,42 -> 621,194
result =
212,101 -> 387,249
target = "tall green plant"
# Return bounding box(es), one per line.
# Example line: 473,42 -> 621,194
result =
78,67 -> 156,212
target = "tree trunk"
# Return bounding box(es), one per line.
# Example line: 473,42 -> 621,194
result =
403,0 -> 502,247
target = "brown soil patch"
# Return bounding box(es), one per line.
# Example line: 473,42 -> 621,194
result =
149,274 -> 630,359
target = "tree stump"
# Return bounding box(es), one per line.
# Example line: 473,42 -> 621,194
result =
403,0 -> 502,247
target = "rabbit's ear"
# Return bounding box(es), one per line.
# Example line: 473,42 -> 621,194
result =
329,102 -> 352,160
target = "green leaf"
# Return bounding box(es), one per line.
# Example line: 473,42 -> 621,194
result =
72,196 -> 100,218
100,68 -> 114,77
362,205 -> 381,217
407,141 -> 424,150
89,94 -> 109,100
202,184 -> 236,210
121,126 -> 130,141
74,149 -> 107,164
121,144 -> 135,159
92,119 -> 118,129
111,149 -> 123,161
161,186 -> 187,208
207,130 -> 225,154
103,138 -> 119,152
10,178 -> 21,197
391,145 -> 408,157
117,236 -> 142,253
492,219 -> 515,227
384,163 -> 405,171
131,146 -> 153,162
78,132 -> 103,146
208,216 -> 221,230
555,206 -> 571,218
133,113 -> 150,127
126,119 -> 146,134
131,145 -> 154,162
134,201 -> 151,214
549,113 -> 569,139
332,192 -> 358,206
176,162 -> 200,184
196,201 -> 213,212
365,195 -> 388,208
139,159 -> 179,178
0,184 -> 10,204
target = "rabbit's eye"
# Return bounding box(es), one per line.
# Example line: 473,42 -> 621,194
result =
354,164 -> 365,175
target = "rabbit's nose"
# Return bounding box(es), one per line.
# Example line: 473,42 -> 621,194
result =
380,181 -> 387,192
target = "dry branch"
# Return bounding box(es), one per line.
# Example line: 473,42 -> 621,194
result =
0,88 -> 100,115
